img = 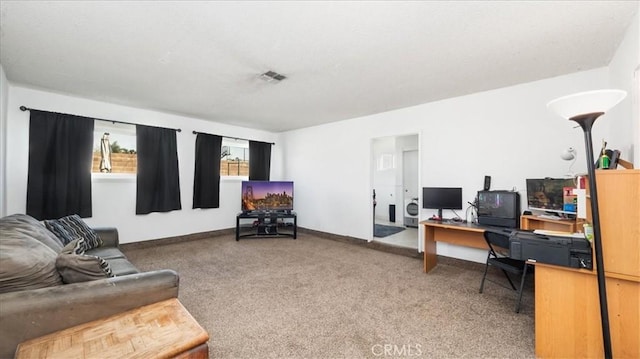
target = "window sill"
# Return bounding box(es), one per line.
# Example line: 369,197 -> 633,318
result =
222,176 -> 249,182
92,173 -> 136,183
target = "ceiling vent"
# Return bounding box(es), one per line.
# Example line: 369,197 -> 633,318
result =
259,70 -> 286,83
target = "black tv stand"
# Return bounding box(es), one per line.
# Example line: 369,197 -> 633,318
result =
236,211 -> 297,240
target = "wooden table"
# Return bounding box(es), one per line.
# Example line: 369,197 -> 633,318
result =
15,299 -> 209,359
421,220 -> 488,272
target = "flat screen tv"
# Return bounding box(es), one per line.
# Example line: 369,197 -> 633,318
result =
422,187 -> 462,219
477,190 -> 521,228
525,178 -> 576,215
241,181 -> 294,213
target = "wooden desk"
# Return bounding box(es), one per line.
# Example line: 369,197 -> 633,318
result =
534,170 -> 640,358
534,262 -> 640,358
15,299 -> 209,359
421,220 -> 487,272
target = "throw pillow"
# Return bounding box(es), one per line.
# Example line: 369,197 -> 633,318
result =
44,214 -> 103,250
55,239 -> 114,283
69,237 -> 86,255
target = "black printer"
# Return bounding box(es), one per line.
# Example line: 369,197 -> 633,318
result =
508,230 -> 593,269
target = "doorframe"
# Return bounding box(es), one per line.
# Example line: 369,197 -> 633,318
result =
369,132 -> 422,251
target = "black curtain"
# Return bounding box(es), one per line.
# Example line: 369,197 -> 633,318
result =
136,125 -> 182,214
26,110 -> 94,220
193,133 -> 222,209
249,141 -> 272,181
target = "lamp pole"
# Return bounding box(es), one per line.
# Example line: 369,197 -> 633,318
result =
570,112 -> 612,359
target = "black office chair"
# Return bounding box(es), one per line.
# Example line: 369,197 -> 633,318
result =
479,229 -> 531,313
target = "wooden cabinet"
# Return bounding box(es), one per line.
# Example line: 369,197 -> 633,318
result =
587,170 -> 640,278
535,170 -> 640,359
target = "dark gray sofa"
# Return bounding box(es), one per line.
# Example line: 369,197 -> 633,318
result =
0,214 -> 179,359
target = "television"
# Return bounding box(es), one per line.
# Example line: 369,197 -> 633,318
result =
525,178 -> 576,216
477,190 -> 520,228
422,187 -> 462,219
241,181 -> 294,213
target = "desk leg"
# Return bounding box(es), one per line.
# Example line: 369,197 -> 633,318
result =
423,225 -> 437,272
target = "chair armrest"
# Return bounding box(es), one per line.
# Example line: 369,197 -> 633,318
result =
94,227 -> 119,247
0,269 -> 179,359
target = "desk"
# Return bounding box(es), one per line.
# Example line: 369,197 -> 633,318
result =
534,262 -> 640,358
420,220 -> 488,272
534,170 -> 640,358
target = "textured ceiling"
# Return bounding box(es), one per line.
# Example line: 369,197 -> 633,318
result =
0,1 -> 637,132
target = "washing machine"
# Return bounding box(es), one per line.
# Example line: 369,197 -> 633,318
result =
404,198 -> 419,227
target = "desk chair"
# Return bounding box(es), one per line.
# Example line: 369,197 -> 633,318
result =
479,229 -> 531,313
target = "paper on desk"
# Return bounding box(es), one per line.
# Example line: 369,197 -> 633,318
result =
533,229 -> 586,239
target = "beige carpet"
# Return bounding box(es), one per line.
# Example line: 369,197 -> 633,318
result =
123,232 -> 535,358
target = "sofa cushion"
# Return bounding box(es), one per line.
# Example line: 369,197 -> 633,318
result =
106,257 -> 140,276
85,246 -> 127,260
44,214 -> 103,250
0,215 -> 64,293
56,239 -> 114,283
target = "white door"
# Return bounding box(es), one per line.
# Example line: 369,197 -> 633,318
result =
403,150 -> 418,200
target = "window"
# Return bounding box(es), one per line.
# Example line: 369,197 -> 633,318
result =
92,122 -> 137,174
221,138 -> 249,177
377,153 -> 395,171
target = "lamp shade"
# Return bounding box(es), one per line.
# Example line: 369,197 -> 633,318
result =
547,89 -> 627,119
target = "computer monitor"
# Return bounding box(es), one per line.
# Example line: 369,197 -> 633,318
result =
477,190 -> 521,228
422,187 -> 463,219
525,178 -> 576,216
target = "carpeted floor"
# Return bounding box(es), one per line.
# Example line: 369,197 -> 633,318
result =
123,232 -> 535,358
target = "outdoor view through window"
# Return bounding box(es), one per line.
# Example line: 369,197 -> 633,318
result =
92,126 -> 249,177
221,138 -> 249,177
92,122 -> 136,174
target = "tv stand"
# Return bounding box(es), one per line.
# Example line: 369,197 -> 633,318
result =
236,211 -> 297,240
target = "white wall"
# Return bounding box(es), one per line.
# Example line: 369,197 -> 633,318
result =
4,12 -> 636,255
0,65 -> 8,218
5,86 -> 282,243
283,68 -> 609,263
608,7 -> 640,167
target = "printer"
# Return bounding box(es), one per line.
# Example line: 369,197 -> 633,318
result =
508,230 -> 593,269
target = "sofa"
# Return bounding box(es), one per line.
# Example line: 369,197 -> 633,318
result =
0,214 -> 180,359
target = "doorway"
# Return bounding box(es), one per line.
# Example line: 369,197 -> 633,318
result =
371,134 -> 419,249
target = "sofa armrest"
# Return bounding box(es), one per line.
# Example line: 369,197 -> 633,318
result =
0,269 -> 179,359
94,227 -> 119,247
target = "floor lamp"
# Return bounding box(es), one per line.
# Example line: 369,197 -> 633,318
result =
547,89 -> 627,359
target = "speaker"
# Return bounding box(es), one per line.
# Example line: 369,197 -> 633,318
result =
483,176 -> 491,191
